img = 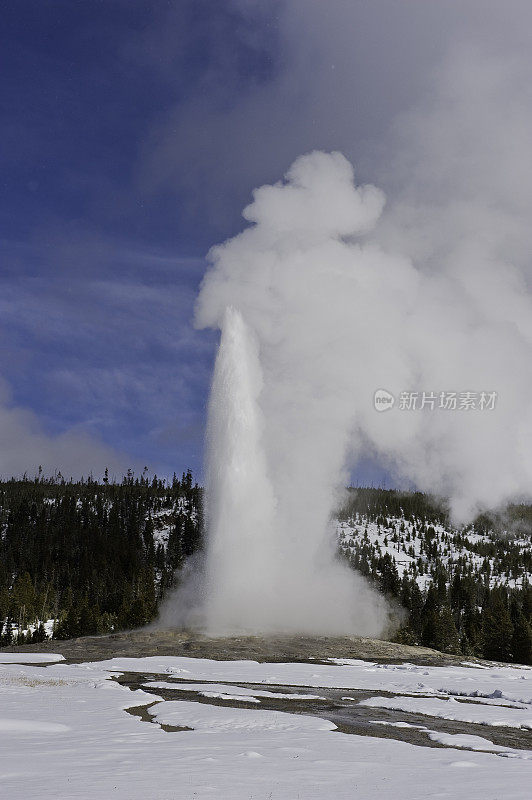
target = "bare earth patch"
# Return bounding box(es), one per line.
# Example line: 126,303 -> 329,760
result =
1,629 -> 462,665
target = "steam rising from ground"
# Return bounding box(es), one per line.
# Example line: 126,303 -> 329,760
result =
189,148 -> 532,635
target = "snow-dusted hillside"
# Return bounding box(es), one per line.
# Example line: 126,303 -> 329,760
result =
151,495 -> 199,551
0,475 -> 203,645
337,515 -> 532,591
335,497 -> 532,662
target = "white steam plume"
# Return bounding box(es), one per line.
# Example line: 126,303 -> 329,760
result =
194,147 -> 532,634
196,153 -> 394,635
370,45 -> 532,520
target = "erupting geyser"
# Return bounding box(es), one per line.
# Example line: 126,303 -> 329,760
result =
170,144 -> 532,636
203,306 -> 280,633
196,152 -> 390,636
202,305 -> 388,635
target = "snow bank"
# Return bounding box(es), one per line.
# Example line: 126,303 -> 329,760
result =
0,653 -> 64,663
0,654 -> 531,799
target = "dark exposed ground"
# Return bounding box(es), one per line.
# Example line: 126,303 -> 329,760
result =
1,628 -> 464,665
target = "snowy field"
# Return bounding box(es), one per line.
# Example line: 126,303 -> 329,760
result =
1,652 -> 531,799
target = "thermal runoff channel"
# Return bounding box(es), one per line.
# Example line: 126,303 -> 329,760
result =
194,150 -> 532,636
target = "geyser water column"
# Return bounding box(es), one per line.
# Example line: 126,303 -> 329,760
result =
204,306 -> 280,633
204,303 -> 386,635
198,152 -> 390,636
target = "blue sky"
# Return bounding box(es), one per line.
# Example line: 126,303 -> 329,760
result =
2,1 -> 238,478
2,0 -> 529,483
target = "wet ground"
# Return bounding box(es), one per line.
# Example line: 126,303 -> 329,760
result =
117,671 -> 532,755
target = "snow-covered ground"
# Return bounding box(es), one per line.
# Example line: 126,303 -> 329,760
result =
360,695 -> 532,729
1,652 -> 531,799
1,618 -> 56,640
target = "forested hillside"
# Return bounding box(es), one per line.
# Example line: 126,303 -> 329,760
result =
0,471 -> 202,645
1,478 -> 531,665
337,488 -> 532,664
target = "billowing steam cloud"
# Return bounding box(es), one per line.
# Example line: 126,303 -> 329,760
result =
370,45 -> 532,520
143,5 -> 532,634
191,146 -> 532,634
196,153 -> 395,635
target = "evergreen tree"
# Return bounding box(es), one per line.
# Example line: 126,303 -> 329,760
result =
433,603 -> 461,654
482,590 -> 514,661
511,612 -> 532,665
